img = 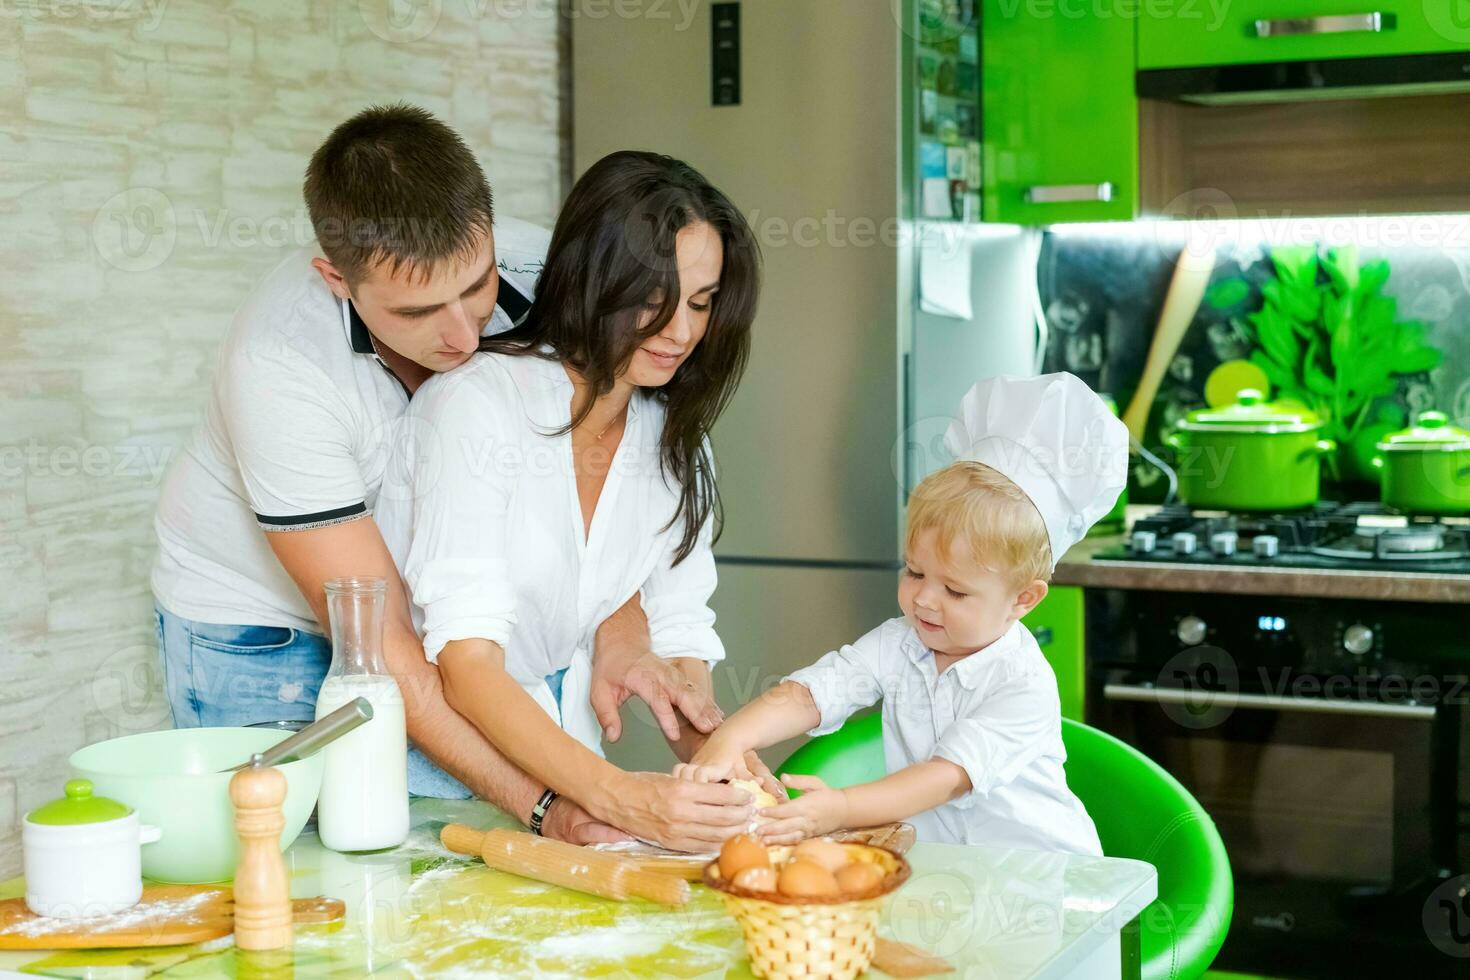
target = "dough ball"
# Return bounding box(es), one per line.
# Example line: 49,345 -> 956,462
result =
729,778 -> 779,810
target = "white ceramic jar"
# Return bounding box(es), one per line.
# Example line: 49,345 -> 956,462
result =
23,778 -> 161,919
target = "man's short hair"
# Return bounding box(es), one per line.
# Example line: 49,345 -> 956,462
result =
304,103 -> 494,286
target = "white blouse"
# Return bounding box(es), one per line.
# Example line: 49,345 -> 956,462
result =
375,348 -> 724,754
785,617 -> 1101,855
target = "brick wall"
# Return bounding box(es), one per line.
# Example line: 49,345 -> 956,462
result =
0,0 -> 567,877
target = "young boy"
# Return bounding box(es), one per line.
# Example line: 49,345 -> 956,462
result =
679,373 -> 1129,853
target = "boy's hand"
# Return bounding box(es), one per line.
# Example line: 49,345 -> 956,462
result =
676,735 -> 751,783
755,773 -> 850,844
673,744 -> 784,801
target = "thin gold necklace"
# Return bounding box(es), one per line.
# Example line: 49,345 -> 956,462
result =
579,405 -> 627,441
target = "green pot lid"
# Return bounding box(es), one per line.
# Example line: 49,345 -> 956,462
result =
1179,389 -> 1322,431
1377,411 -> 1470,452
26,778 -> 133,826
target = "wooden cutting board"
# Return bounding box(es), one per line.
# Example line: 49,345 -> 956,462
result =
0,884 -> 343,950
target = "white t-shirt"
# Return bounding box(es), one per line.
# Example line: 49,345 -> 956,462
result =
151,218 -> 550,633
374,349 -> 725,753
785,617 -> 1102,855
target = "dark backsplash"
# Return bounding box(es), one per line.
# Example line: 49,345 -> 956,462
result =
1038,220 -> 1470,503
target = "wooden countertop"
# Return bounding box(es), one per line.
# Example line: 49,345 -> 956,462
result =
1053,508 -> 1470,604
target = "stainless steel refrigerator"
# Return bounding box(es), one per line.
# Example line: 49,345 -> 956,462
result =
573,0 -> 1042,771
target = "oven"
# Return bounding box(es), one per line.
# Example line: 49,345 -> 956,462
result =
1086,589 -> 1467,978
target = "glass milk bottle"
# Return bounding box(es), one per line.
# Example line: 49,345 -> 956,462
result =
315,577 -> 409,852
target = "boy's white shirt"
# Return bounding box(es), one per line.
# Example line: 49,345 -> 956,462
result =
784,616 -> 1102,856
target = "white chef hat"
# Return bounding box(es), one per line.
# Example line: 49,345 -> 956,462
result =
942,373 -> 1129,568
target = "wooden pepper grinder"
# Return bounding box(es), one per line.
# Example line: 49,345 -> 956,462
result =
230,761 -> 293,951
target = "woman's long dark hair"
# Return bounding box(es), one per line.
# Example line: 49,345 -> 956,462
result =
481,150 -> 761,564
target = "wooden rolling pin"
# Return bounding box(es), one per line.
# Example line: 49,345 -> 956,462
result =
441,825 -> 689,906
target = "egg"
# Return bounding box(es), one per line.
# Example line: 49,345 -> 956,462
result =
718,833 -> 770,880
834,861 -> 885,894
777,859 -> 841,898
732,866 -> 779,892
791,837 -> 850,874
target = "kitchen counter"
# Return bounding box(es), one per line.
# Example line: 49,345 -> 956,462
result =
1054,507 -> 1470,604
1,798 -> 1157,979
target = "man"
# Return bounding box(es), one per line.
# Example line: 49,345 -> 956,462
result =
151,104 -> 740,848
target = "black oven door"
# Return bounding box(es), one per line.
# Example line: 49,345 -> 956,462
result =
1092,678 -> 1456,977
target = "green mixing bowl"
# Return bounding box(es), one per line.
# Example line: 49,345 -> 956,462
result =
69,728 -> 323,884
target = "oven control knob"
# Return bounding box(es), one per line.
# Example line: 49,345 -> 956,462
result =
1172,531 -> 1198,556
1253,534 -> 1280,559
1131,530 -> 1157,554
1210,531 -> 1238,556
1177,615 -> 1208,646
1343,623 -> 1375,656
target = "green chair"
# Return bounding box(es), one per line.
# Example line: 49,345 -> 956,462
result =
776,714 -> 1234,980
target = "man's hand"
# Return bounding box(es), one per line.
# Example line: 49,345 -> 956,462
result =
591,594 -> 723,743
591,649 -> 723,743
755,774 -> 851,845
540,795 -> 633,846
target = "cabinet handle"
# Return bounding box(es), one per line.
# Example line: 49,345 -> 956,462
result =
1102,683 -> 1435,720
1024,182 -> 1114,204
1253,12 -> 1393,38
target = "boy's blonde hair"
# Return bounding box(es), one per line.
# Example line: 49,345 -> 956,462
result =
905,461 -> 1052,588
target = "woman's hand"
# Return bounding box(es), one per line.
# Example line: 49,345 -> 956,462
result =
599,771 -> 754,853
754,774 -> 851,845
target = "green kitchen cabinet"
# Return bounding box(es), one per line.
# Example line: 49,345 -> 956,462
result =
981,0 -> 1137,224
1139,0 -> 1470,70
1024,585 -> 1086,722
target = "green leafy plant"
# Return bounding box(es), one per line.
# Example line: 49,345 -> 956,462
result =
1207,245 -> 1441,481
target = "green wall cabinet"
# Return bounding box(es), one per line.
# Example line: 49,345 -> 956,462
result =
981,0 -> 1138,224
1139,1 -> 1470,71
1023,585 -> 1086,722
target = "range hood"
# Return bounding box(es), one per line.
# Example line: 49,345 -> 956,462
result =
1138,51 -> 1470,106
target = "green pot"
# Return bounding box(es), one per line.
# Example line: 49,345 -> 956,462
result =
1165,390 -> 1336,511
1371,411 -> 1470,515
69,727 -> 323,884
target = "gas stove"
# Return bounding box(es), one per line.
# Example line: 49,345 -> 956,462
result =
1095,502 -> 1470,573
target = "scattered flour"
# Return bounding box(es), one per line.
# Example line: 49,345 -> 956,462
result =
533,924 -> 670,961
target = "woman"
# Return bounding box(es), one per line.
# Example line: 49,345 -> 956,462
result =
376,151 -> 763,851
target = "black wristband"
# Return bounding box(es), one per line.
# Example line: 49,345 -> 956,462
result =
529,788 -> 559,836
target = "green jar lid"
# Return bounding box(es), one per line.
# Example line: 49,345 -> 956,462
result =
1377,411 -> 1470,452
26,779 -> 133,826
1179,389 -> 1322,432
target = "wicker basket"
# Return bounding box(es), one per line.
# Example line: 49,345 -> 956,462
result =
702,842 -> 911,980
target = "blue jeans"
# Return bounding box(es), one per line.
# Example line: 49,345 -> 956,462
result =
154,604 -> 471,799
